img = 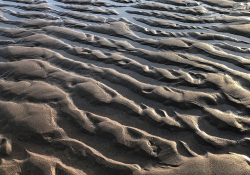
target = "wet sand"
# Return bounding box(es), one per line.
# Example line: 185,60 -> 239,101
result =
0,0 -> 250,174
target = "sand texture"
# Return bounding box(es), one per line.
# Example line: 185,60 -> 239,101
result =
0,0 -> 250,174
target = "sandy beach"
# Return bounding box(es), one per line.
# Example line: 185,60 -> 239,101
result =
0,0 -> 250,174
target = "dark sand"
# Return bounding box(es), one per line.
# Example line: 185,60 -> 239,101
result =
0,0 -> 250,174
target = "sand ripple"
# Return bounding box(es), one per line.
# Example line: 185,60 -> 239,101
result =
0,0 -> 250,174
